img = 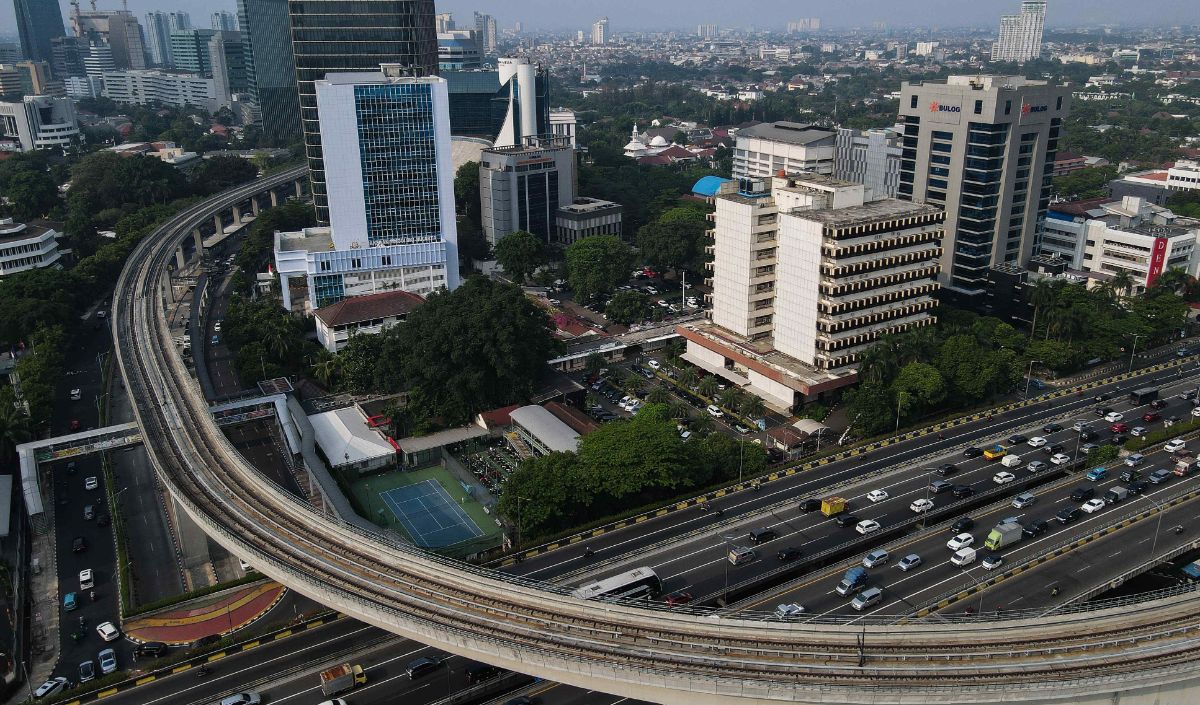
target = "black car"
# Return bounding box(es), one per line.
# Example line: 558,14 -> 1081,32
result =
134,642 -> 169,660
1127,480 -> 1150,495
1056,506 -> 1082,524
407,656 -> 444,679
952,484 -> 974,498
1095,406 -> 1114,417
1079,430 -> 1098,442
1007,434 -> 1028,445
1042,443 -> 1064,455
1070,486 -> 1096,502
834,514 -> 859,528
1109,434 -> 1128,446
1022,519 -> 1050,538
1150,399 -> 1169,409
1094,393 -> 1112,402
1042,422 -> 1063,434
963,447 -> 983,459
952,517 -> 975,533
1120,469 -> 1141,482
96,513 -> 111,527
72,536 -> 87,552
936,463 -> 959,476
928,479 -> 953,494
799,498 -> 821,512
776,547 -> 803,561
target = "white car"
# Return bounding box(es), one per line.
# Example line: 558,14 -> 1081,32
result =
992,471 -> 1016,485
1165,439 -> 1187,453
96,621 -> 120,642
1026,436 -> 1047,448
855,519 -> 881,535
981,554 -> 1004,571
947,533 -> 974,551
866,489 -> 889,503
774,603 -> 806,618
646,359 -> 661,370
34,677 -> 68,698
80,568 -> 94,590
70,388 -> 82,401
706,405 -> 724,418
1104,411 -> 1124,423
1081,498 -> 1107,514
214,321 -> 222,332
1193,406 -> 1200,418
1049,453 -> 1072,466
909,498 -> 934,513
84,476 -> 99,491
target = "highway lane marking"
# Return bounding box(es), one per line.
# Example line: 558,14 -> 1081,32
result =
518,371 -> 1196,579
125,624 -> 383,705
557,372 -> 1200,587
265,645 -> 458,703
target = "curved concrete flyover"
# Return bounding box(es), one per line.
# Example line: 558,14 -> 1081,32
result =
112,168 -> 1200,705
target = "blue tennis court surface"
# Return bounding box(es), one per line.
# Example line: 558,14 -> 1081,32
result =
380,479 -> 485,548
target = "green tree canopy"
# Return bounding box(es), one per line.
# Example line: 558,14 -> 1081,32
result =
494,230 -> 545,283
565,235 -> 635,303
605,290 -> 651,324
190,155 -> 259,195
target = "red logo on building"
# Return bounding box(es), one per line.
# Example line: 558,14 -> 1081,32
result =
1146,237 -> 1169,287
1022,103 -> 1032,115
929,101 -> 939,112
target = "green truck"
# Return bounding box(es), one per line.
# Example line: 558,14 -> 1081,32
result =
983,522 -> 1022,551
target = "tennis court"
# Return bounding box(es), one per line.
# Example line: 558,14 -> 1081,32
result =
379,479 -> 485,548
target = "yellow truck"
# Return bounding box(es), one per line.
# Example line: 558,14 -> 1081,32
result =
983,445 -> 1007,461
821,496 -> 848,517
320,663 -> 366,696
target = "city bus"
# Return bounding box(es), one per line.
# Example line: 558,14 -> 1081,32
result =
570,567 -> 663,601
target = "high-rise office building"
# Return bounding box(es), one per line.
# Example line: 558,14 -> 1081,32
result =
51,36 -> 87,78
273,67 -> 459,310
786,18 -> 820,32
71,11 -> 146,70
82,41 -> 115,79
289,0 -> 438,222
991,1 -> 1046,63
237,0 -> 300,144
591,17 -> 608,46
833,126 -> 903,201
169,29 -> 247,105
437,30 -> 481,70
441,56 -> 549,145
472,12 -> 496,53
14,0 -> 66,65
896,75 -> 1070,300
681,174 -> 943,409
171,29 -> 216,75
479,135 -> 577,245
144,11 -> 191,67
435,12 -> 454,33
211,11 -> 239,32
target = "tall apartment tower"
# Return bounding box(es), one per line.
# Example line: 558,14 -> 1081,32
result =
14,0 -> 66,65
435,13 -> 454,33
237,0 -> 300,144
145,11 -> 192,67
211,11 -> 239,31
289,0 -> 438,222
273,67 -> 459,310
591,17 -> 609,46
991,1 -> 1047,63
897,75 -> 1071,300
697,24 -> 717,39
473,12 -> 497,53
71,11 -> 146,70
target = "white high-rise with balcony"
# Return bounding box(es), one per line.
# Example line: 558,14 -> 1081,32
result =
991,1 -> 1047,63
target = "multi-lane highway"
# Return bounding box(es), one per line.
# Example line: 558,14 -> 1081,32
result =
107,169 -> 1200,704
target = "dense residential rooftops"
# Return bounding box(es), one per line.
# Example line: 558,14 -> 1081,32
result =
314,290 -> 425,328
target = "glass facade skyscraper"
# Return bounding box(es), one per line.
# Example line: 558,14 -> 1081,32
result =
14,0 -> 66,65
287,0 -> 438,222
237,0 -> 300,145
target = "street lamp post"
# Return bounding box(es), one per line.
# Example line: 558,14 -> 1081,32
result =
721,534 -> 737,604
1024,360 -> 1043,399
1147,493 -> 1167,561
895,391 -> 906,433
1128,334 -> 1144,374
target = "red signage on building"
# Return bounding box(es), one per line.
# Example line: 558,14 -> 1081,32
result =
1146,236 -> 1169,287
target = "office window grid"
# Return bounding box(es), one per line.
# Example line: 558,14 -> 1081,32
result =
354,82 -> 442,246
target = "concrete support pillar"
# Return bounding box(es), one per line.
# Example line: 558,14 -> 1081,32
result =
171,496 -> 214,583
270,190 -> 278,207
193,228 -> 204,261
251,196 -> 260,216
233,204 -> 243,224
294,180 -> 302,198
213,213 -> 222,236
175,247 -> 186,270
280,274 -> 292,310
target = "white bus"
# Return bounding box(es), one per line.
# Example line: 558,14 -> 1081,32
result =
570,567 -> 663,601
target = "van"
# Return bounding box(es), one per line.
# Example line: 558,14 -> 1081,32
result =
728,545 -> 756,565
1085,467 -> 1107,481
950,547 -> 977,567
835,566 -> 869,597
1000,454 -> 1022,468
464,662 -> 502,685
748,528 -> 776,544
1070,486 -> 1095,502
850,586 -> 883,611
1011,492 -> 1036,509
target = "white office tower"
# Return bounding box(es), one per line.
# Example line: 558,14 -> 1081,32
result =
274,67 -> 459,312
992,1 -> 1047,63
494,57 -> 538,148
591,17 -> 608,46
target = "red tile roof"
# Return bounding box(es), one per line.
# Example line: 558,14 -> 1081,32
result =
477,403 -> 521,429
314,290 -> 424,328
544,401 -> 599,436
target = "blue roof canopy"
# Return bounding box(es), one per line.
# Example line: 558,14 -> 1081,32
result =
692,175 -> 732,197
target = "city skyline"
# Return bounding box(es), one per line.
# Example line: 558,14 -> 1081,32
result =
4,0 -> 1200,39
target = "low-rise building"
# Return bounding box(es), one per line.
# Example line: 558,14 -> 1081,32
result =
1051,151 -> 1087,176
313,289 -> 424,353
101,69 -> 224,112
1167,160 -> 1200,192
1079,196 -> 1200,293
0,95 -> 79,152
0,217 -> 62,277
509,404 -> 580,455
479,135 -> 576,245
554,197 -> 622,245
731,121 -> 836,180
308,406 -> 396,475
107,140 -> 200,168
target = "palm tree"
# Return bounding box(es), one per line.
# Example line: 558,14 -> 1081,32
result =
697,375 -> 720,399
310,351 -> 341,388
858,342 -> 899,385
669,401 -> 691,419
718,387 -> 745,411
739,395 -> 766,420
1109,269 -> 1135,299
646,387 -> 670,405
1027,278 -> 1058,339
677,367 -> 698,390
1153,267 -> 1191,296
664,339 -> 685,365
690,414 -> 716,436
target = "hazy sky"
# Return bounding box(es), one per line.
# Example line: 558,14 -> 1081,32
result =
4,0 -> 1199,45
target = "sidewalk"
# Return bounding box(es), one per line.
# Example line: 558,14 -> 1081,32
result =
122,582 -> 286,645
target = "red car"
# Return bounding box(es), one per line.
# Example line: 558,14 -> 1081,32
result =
69,419 -> 81,431
1142,412 -> 1162,422
1110,422 -> 1129,433
664,591 -> 693,607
